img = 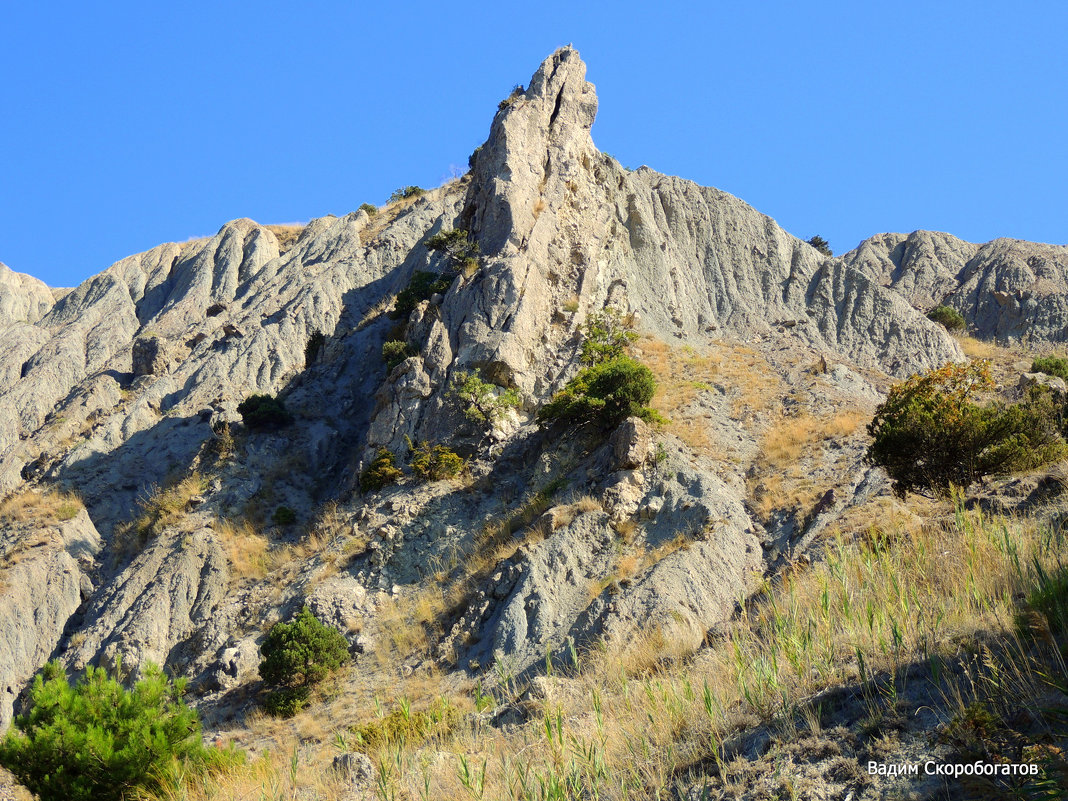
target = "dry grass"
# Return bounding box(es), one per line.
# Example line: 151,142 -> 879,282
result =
154,498 -> 1068,800
356,293 -> 396,331
638,336 -> 782,459
215,519 -> 269,581
133,473 -> 207,539
264,224 -> 305,254
0,488 -> 82,525
759,410 -> 865,468
956,334 -> 1006,361
748,410 -> 867,519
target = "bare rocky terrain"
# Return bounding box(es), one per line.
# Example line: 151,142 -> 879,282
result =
2,47 -> 1066,799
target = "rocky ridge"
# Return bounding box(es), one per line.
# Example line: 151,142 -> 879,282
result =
0,46 -> 1062,741
845,229 -> 1068,342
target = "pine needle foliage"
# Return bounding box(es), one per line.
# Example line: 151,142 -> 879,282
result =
359,449 -> 403,493
0,661 -> 229,801
927,304 -> 966,331
579,309 -> 638,366
449,371 -> 520,427
259,607 -> 349,717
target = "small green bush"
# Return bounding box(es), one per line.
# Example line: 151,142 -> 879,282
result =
1021,563 -> 1068,640
580,308 -> 638,365
259,607 -> 348,717
237,394 -> 293,430
449,370 -> 521,427
0,661 -> 234,801
866,361 -> 1067,497
358,202 -> 378,217
806,235 -> 833,256
1032,355 -> 1068,382
359,449 -> 403,493
537,356 -> 660,429
305,331 -> 325,365
392,271 -> 454,320
410,442 -> 466,481
497,84 -> 524,111
388,186 -> 424,203
382,340 -> 417,372
927,305 -> 966,331
260,685 -> 310,718
468,145 -> 482,171
272,506 -> 296,526
425,228 -> 479,271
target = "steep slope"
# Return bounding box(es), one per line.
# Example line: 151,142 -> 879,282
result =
0,46 -> 989,729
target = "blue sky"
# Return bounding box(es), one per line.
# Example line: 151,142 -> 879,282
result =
2,2 -> 1065,287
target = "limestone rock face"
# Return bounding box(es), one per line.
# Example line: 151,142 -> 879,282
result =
843,231 -> 978,311
131,336 -> 168,377
0,263 -> 54,325
64,526 -> 228,679
0,508 -> 101,728
845,232 -> 1068,342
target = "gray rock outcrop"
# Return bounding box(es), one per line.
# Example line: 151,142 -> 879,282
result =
0,508 -> 100,727
64,525 -> 227,678
0,262 -> 54,325
845,231 -> 1068,342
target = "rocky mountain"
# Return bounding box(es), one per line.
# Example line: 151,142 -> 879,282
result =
844,229 -> 1068,341
1,47 -> 1065,795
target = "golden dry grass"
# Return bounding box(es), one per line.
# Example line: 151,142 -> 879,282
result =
748,410 -> 867,519
215,519 -> 269,582
956,334 -> 1005,361
133,473 -> 207,539
0,488 -> 82,525
264,224 -> 305,253
154,498 -> 1068,801
638,336 -> 782,459
759,410 -> 866,468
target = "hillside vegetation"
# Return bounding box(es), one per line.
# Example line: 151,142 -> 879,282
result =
2,46 -> 1068,800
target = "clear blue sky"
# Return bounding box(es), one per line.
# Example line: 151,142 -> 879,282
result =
2,2 -> 1065,287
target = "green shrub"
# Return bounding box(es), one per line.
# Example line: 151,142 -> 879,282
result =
1032,355 -> 1068,382
468,145 -> 482,171
305,331 -> 325,365
392,271 -> 454,320
537,356 -> 660,429
358,202 -> 378,217
0,661 -> 234,801
237,394 -> 293,430
497,84 -> 524,111
260,685 -> 310,718
580,308 -> 638,365
272,506 -> 296,526
359,449 -> 403,493
425,228 -> 479,271
806,235 -> 833,256
382,340 -> 417,372
866,361 -> 1067,497
259,607 -> 348,717
388,186 -> 424,203
409,442 -> 466,481
449,370 -> 521,427
927,305 -> 966,331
